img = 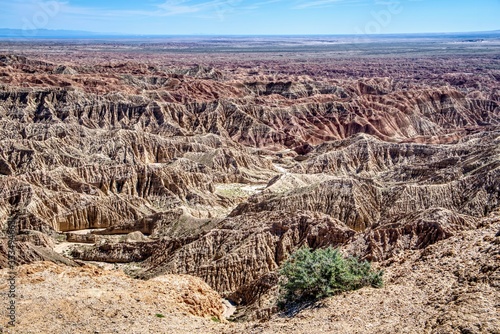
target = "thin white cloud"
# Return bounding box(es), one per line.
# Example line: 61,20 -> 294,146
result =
13,0 -> 282,21
242,0 -> 284,10
293,0 -> 368,9
156,0 -> 239,16
0,0 -> 287,22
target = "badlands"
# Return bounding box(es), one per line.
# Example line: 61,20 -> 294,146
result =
0,37 -> 499,333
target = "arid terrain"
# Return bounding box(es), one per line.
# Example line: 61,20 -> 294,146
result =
0,37 -> 499,333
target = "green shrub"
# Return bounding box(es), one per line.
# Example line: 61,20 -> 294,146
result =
155,313 -> 165,318
278,247 -> 383,306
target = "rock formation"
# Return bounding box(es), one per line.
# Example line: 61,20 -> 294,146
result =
0,39 -> 499,330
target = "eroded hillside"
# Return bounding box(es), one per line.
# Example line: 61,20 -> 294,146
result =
0,41 -> 499,332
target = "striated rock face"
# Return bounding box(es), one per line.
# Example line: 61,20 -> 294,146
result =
137,211 -> 354,299
231,135 -> 500,233
0,43 -> 499,327
71,210 -> 354,305
71,240 -> 156,263
0,233 -> 76,267
223,216 -> 500,333
231,177 -> 383,231
345,207 -> 479,261
0,51 -> 498,237
0,130 -> 274,233
0,210 -> 76,267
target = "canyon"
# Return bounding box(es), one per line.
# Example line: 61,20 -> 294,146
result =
0,37 -> 499,333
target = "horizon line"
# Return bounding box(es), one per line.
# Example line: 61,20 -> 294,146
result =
0,28 -> 499,39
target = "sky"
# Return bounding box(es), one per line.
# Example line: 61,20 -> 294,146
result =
0,0 -> 499,35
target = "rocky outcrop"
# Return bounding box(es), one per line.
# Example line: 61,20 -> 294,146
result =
0,230 -> 76,267
72,240 -> 156,263
225,217 -> 500,333
0,131 -> 274,233
345,208 -> 479,261
136,211 -> 355,301
65,232 -> 101,243
231,177 -> 382,231
231,130 -> 500,233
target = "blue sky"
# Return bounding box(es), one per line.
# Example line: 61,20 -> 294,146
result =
1,0 -> 499,35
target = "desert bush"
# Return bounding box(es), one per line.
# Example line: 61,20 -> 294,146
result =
278,247 -> 383,306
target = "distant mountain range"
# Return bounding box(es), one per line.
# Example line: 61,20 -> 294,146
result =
0,28 -> 499,39
0,28 -> 112,38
